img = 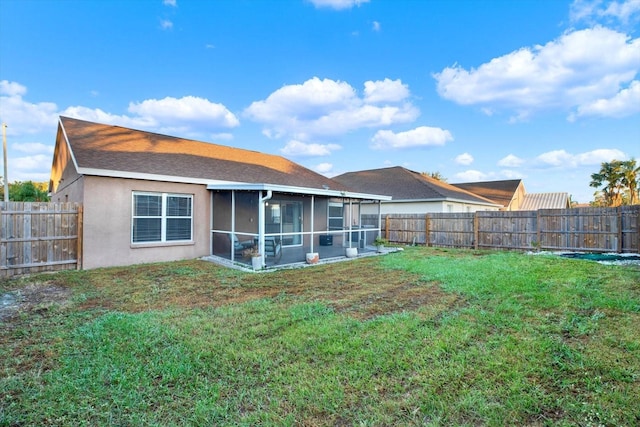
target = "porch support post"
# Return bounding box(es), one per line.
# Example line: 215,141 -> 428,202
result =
258,190 -> 273,268
209,191 -> 214,256
348,198 -> 353,248
258,191 -> 265,267
310,195 -> 315,253
377,200 -> 382,239
231,190 -> 236,261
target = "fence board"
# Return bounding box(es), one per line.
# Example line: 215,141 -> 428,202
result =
1,202 -> 82,277
366,205 -> 639,253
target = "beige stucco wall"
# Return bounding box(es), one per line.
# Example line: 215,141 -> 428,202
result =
80,176 -> 211,269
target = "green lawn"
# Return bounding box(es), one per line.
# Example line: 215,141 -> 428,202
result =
1,247 -> 639,426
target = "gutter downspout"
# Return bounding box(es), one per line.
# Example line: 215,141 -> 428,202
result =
258,190 -> 273,268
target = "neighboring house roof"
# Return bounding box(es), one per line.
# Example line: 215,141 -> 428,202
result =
520,193 -> 570,210
333,166 -> 500,206
452,179 -> 523,208
55,117 -> 388,200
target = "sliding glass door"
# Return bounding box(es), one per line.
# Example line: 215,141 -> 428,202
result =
265,200 -> 302,246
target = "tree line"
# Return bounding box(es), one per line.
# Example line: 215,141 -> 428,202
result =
0,180 -> 50,202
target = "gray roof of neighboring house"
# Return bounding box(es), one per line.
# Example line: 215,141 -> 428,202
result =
452,179 -> 523,208
520,192 -> 570,210
333,166 -> 500,205
58,116 -> 353,193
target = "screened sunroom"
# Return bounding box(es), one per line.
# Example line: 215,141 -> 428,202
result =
208,183 -> 391,269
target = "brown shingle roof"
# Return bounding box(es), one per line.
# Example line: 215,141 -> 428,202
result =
60,116 -> 348,191
452,179 -> 523,207
333,166 -> 498,205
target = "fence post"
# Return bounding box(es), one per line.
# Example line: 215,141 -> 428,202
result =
385,215 -> 390,241
617,206 -> 623,253
473,212 -> 479,250
536,210 -> 542,250
77,205 -> 83,270
425,214 -> 430,247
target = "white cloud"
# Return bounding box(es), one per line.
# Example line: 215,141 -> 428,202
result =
308,0 -> 369,10
576,148 -> 628,164
535,148 -> 627,167
497,154 -> 524,167
370,126 -> 453,150
163,0 -> 177,6
536,150 -> 578,167
0,80 -> 240,141
0,80 -> 59,136
128,96 -> 239,128
570,79 -> 640,120
280,140 -> 341,157
454,152 -> 474,165
372,21 -> 381,31
433,27 -> 640,121
454,170 -> 489,182
571,0 -> 640,24
603,0 -> 640,22
61,106 -> 156,129
244,77 -> 419,141
315,162 -> 333,173
64,97 -> 239,135
12,142 -> 54,154
363,78 -> 409,103
160,19 -> 173,30
11,154 -> 51,173
500,169 -> 526,179
0,80 -> 27,97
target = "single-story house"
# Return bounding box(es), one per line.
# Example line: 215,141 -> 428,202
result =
452,180 -> 570,210
49,117 -> 390,270
333,166 -> 502,214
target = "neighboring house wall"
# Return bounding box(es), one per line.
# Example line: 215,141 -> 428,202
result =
361,200 -> 499,215
508,182 -> 527,211
80,177 -> 211,269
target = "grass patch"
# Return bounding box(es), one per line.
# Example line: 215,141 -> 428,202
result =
1,247 -> 639,425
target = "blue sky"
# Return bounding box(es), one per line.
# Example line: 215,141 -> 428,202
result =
1,0 -> 638,203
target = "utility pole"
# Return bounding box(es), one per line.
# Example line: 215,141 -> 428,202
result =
2,123 -> 8,202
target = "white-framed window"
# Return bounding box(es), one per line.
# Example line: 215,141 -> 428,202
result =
328,202 -> 344,230
132,192 -> 193,243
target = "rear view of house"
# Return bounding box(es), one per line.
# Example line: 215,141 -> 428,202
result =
49,117 -> 389,270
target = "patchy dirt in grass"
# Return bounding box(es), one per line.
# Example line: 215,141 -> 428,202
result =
0,283 -> 72,323
134,260 -> 456,318
0,256 -> 461,322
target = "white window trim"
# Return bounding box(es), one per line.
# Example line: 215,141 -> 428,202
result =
131,191 -> 193,245
328,201 -> 344,231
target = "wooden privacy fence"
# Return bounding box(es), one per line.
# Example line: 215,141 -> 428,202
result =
1,202 -> 83,278
364,205 -> 640,253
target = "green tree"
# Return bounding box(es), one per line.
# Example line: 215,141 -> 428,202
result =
589,159 -> 638,206
5,181 -> 50,202
620,159 -> 639,205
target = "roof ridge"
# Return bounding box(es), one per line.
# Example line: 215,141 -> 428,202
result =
402,167 -> 498,203
59,116 -> 289,163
